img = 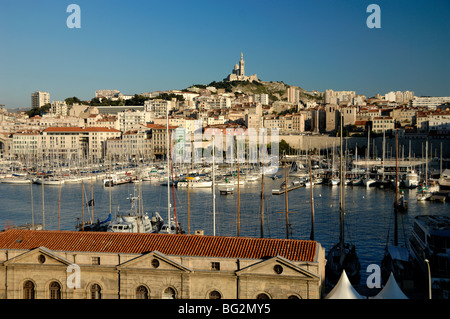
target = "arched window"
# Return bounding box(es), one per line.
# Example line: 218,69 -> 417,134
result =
208,290 -> 222,299
49,281 -> 61,299
288,294 -> 301,299
90,284 -> 102,299
23,280 -> 35,299
136,285 -> 149,299
256,293 -> 270,299
162,287 -> 176,299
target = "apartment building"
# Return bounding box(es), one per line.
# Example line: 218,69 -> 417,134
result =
372,116 -> 394,134
50,101 -> 70,116
41,127 -> 121,160
12,130 -> 41,158
117,110 -> 151,132
292,113 -> 305,132
145,99 -> 175,118
410,96 -> 450,110
252,93 -> 270,105
146,124 -> 178,160
31,91 -> 50,108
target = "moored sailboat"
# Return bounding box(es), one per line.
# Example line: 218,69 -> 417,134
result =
325,111 -> 361,286
381,130 -> 413,288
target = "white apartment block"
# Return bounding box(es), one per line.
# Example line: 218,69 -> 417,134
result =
31,91 -> 50,108
196,96 -> 231,109
40,127 -> 121,160
428,112 -> 450,133
410,96 -> 450,110
12,130 -> 41,158
117,110 -> 152,132
144,99 -> 175,117
287,87 -> 299,104
324,89 -> 355,105
384,91 -> 414,104
252,94 -> 269,105
50,101 -> 70,116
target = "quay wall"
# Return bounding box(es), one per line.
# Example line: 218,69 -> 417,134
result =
278,135 -> 450,159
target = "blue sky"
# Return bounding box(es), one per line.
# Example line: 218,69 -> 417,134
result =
0,0 -> 449,108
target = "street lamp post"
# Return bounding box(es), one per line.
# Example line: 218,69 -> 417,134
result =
424,259 -> 432,299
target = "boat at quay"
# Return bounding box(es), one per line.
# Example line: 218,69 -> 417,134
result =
0,158 -> 449,298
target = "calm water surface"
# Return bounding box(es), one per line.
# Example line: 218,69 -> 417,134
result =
1,174 -> 449,288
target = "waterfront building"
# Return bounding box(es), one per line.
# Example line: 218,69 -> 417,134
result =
31,91 -> 50,108
0,229 -> 324,299
372,116 -> 394,134
146,123 -> 178,160
292,113 -> 305,133
11,129 -> 41,159
41,127 -> 121,161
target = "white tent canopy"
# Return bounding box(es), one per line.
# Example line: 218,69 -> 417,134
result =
325,270 -> 364,299
373,272 -> 408,299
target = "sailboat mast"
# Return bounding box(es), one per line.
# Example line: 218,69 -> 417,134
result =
260,162 -> 264,238
284,157 -> 289,239
394,129 -> 399,246
212,135 -> 216,236
339,111 -> 345,253
187,165 -> 190,235
309,150 -> 315,241
167,101 -> 171,231
237,160 -> 240,237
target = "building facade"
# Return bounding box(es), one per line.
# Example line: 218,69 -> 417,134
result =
31,91 -> 50,108
0,229 -> 325,299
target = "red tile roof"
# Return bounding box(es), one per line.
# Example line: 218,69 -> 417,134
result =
0,229 -> 317,262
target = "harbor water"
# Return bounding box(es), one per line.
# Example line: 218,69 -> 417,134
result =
0,173 -> 449,294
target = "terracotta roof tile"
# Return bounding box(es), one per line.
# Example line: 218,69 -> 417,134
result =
0,229 -> 317,262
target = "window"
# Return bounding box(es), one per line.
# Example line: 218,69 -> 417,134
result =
211,262 -> 220,271
50,281 -> 61,299
136,285 -> 149,299
162,287 -> 176,299
273,264 -> 283,274
90,284 -> 102,299
209,290 -> 222,299
151,258 -> 160,268
256,293 -> 270,299
23,281 -> 35,299
92,257 -> 100,265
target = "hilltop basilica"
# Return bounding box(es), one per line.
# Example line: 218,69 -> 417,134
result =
225,52 -> 258,82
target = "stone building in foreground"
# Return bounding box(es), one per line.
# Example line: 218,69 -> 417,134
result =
0,229 -> 325,299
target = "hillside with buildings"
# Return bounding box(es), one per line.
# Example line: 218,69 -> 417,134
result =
0,53 -> 449,162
